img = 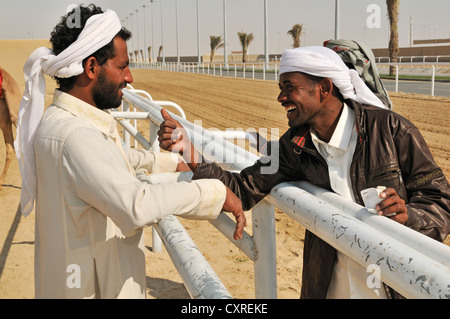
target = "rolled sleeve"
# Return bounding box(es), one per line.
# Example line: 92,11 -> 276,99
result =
176,179 -> 226,220
126,149 -> 179,174
63,127 -> 226,236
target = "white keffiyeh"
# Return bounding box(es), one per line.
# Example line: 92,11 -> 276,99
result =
279,46 -> 386,109
15,9 -> 122,216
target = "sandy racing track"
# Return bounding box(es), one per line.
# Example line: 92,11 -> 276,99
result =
0,40 -> 449,298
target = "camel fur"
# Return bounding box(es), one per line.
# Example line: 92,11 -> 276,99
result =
0,67 -> 20,190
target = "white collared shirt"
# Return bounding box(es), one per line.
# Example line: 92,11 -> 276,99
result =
311,103 -> 357,202
34,90 -> 226,298
311,103 -> 387,299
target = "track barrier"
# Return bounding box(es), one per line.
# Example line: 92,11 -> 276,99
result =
111,87 -> 450,299
133,61 -> 450,97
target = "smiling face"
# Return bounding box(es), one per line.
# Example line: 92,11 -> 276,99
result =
277,72 -> 323,128
93,37 -> 133,110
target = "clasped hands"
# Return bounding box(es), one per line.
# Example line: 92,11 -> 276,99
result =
158,109 -> 247,240
157,109 -> 409,239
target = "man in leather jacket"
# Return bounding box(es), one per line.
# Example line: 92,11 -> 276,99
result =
158,47 -> 450,298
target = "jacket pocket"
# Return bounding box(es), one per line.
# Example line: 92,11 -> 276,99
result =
367,164 -> 407,201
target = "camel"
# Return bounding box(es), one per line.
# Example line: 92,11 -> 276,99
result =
0,67 -> 20,191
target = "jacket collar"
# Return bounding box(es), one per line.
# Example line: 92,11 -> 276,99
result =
290,126 -> 317,155
289,99 -> 367,155
346,99 -> 367,146
310,103 -> 355,153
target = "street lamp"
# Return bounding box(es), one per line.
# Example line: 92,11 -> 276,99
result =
143,5 -> 147,63
161,0 -> 165,63
223,0 -> 228,68
136,10 -> 140,62
130,13 -> 134,61
264,0 -> 269,69
176,0 -> 180,64
197,0 -> 201,64
335,0 -> 340,40
124,16 -> 131,54
150,0 -> 155,63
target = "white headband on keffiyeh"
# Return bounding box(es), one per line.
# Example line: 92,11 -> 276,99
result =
279,46 -> 386,109
14,9 -> 122,217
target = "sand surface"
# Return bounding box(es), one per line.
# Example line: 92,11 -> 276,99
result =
0,40 -> 449,299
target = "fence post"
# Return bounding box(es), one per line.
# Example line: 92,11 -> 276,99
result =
149,121 -> 163,253
431,65 -> 436,96
121,100 -> 131,148
395,65 -> 399,92
252,200 -> 277,299
153,215 -> 232,299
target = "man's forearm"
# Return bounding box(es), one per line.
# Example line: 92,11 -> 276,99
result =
181,142 -> 200,172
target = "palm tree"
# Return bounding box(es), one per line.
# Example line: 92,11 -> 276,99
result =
147,46 -> 152,63
386,0 -> 400,76
209,36 -> 224,62
237,32 -> 254,63
287,24 -> 304,48
158,46 -> 163,63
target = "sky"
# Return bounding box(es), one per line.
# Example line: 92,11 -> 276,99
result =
1,0 -> 449,58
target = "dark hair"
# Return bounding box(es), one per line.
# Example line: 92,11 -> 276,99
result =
50,4 -> 131,91
301,72 -> 344,102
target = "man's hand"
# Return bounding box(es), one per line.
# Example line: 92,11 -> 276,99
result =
158,109 -> 200,172
158,109 -> 187,154
375,188 -> 408,224
223,186 -> 247,240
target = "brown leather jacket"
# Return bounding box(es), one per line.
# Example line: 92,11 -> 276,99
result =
193,100 -> 450,299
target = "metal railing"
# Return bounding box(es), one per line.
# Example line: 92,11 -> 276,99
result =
375,55 -> 450,63
132,61 -> 280,82
133,60 -> 450,97
113,87 -> 450,299
376,63 -> 450,96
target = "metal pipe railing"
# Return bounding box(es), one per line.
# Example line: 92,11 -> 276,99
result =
120,89 -> 277,298
118,88 -> 450,299
265,182 -> 450,299
144,171 -> 257,262
154,214 -> 233,299
138,171 -> 232,299
294,181 -> 450,267
136,61 -> 450,97
122,89 -> 259,171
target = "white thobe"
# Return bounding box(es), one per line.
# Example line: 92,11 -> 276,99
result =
311,103 -> 387,299
33,90 -> 226,299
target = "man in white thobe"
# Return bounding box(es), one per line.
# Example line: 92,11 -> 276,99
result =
34,89 -> 232,298
15,5 -> 246,299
